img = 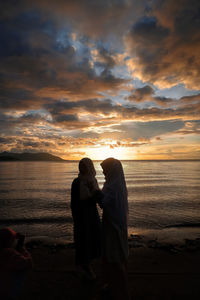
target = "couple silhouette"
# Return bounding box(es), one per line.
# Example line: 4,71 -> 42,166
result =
71,157 -> 130,300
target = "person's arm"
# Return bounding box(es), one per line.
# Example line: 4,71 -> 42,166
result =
99,186 -> 115,209
8,248 -> 33,271
71,177 -> 102,209
78,189 -> 103,207
94,190 -> 104,208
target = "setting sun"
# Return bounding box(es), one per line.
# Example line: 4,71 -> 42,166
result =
86,145 -> 135,160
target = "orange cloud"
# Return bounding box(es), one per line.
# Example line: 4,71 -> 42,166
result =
126,0 -> 200,89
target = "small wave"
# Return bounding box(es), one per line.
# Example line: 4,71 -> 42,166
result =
0,216 -> 72,225
165,222 -> 200,228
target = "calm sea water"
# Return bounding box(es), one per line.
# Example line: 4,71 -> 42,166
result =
0,161 -> 200,242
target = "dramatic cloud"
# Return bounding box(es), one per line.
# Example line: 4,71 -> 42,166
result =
127,87 -> 200,107
0,0 -> 199,159
127,85 -> 155,102
0,5 -> 126,113
126,0 -> 200,89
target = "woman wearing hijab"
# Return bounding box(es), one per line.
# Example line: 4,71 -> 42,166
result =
99,157 -> 129,300
0,227 -> 32,299
71,158 -> 101,280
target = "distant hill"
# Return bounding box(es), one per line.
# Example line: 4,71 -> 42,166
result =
0,152 -> 64,161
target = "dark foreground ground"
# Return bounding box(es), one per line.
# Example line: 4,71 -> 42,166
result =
18,236 -> 200,300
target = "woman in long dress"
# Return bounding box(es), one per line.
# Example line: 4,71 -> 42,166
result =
99,157 -> 129,300
71,158 -> 101,279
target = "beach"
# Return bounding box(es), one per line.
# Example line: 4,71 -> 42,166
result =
1,161 -> 200,299
18,235 -> 200,300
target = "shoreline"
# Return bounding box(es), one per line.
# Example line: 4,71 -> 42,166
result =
0,224 -> 196,250
18,234 -> 200,300
3,222 -> 200,243
25,230 -> 200,254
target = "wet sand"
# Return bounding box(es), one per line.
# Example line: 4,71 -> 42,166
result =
17,235 -> 200,300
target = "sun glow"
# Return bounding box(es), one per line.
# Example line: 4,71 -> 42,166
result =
86,145 -> 135,160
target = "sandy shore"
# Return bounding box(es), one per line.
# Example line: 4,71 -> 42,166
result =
18,235 -> 200,300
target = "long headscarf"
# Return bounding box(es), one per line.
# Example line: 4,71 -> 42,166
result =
101,158 -> 128,230
78,158 -> 99,200
0,227 -> 16,249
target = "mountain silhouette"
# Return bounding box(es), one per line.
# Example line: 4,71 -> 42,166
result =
0,152 -> 64,161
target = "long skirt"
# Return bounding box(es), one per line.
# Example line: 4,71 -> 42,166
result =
102,217 -> 129,263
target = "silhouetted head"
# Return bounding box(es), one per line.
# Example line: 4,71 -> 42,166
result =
0,227 -> 17,249
79,157 -> 96,176
101,157 -> 115,176
101,157 -> 125,182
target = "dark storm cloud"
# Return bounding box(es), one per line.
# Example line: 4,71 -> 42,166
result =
54,114 -> 78,123
127,87 -> 200,107
94,46 -> 116,78
127,85 -> 155,102
133,102 -> 200,120
0,4 -> 126,113
24,0 -> 146,39
45,95 -> 200,128
98,47 -> 115,69
179,94 -> 200,105
45,98 -> 115,115
51,114 -> 86,129
127,0 -> 200,89
0,111 -> 48,136
0,93 -> 199,140
0,88 -> 48,109
2,0 -> 198,112
127,16 -> 170,79
152,96 -> 174,107
131,16 -> 170,44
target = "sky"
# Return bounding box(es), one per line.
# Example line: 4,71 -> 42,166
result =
0,0 -> 200,160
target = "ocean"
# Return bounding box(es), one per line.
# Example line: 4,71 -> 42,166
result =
0,161 -> 200,242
